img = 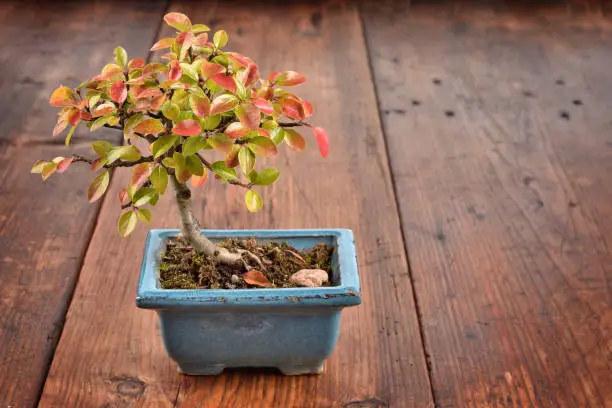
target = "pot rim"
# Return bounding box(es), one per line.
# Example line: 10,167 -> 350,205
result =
136,228 -> 361,309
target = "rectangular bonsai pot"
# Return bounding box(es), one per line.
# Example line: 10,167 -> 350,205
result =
136,228 -> 361,375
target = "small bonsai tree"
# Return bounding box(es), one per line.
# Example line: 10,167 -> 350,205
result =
32,12 -> 329,268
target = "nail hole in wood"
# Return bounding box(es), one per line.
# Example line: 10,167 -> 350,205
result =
445,110 -> 455,117
411,100 -> 421,106
572,99 -> 583,106
559,110 -> 570,120
556,79 -> 565,85
432,78 -> 442,85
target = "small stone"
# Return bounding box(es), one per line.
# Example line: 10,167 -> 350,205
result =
289,269 -> 329,287
230,274 -> 241,284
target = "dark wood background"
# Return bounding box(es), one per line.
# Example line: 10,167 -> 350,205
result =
1,0 -> 611,407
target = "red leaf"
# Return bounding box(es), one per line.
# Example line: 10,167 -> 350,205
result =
280,97 -> 306,120
128,58 -> 145,69
252,97 -> 274,115
79,111 -> 92,121
191,172 -> 208,187
173,120 -> 201,136
226,52 -> 252,67
242,270 -> 274,288
168,60 -> 182,81
302,99 -> 314,117
210,73 -> 236,93
110,81 -> 127,104
53,120 -> 67,137
313,126 -> 329,158
177,30 -> 195,46
268,72 -> 280,83
92,102 -> 116,118
200,61 -> 224,78
56,157 -> 73,173
131,163 -> 153,190
118,189 -> 130,205
190,95 -> 211,118
237,63 -> 259,87
236,104 -> 260,130
49,86 -> 79,107
66,109 -> 80,126
193,33 -> 209,47
275,71 -> 306,86
225,122 -> 250,139
257,128 -> 270,137
164,12 -> 191,29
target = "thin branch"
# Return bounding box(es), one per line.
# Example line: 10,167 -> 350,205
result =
71,154 -> 155,168
195,153 -> 252,189
278,121 -> 311,128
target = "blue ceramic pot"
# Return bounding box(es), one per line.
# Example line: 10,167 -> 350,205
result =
136,229 -> 361,375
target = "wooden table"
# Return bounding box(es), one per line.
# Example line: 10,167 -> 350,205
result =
1,1 -> 611,407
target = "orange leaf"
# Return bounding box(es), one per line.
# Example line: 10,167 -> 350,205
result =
56,157 -> 73,173
200,61 -> 224,78
225,146 -> 240,168
191,171 -> 208,187
210,73 -> 236,93
226,52 -> 252,67
164,12 -> 191,30
173,120 -> 201,136
130,162 -> 153,190
128,58 -> 145,69
101,64 -> 123,80
280,97 -> 306,120
284,129 -> 306,151
168,60 -> 182,81
53,120 -> 67,137
312,126 -> 329,158
110,81 -> 127,104
252,97 -> 274,115
210,94 -> 238,116
242,270 -> 274,288
150,37 -> 174,51
190,94 -> 211,118
237,63 -> 259,87
248,136 -> 277,157
92,102 -> 116,118
118,189 -> 130,205
49,86 -> 79,107
134,118 -> 164,135
91,158 -> 106,172
150,94 -> 167,110
67,109 -> 80,126
235,104 -> 260,130
79,111 -> 92,121
274,71 -> 306,86
193,33 -> 209,47
301,99 -> 314,117
225,122 -> 250,139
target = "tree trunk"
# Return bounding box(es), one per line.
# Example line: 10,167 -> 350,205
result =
170,176 -> 246,266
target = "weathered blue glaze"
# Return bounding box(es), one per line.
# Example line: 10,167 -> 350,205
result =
136,229 -> 361,375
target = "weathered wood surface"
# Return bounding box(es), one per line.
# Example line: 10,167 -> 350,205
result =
363,2 -> 612,407
0,2 -> 167,407
39,2 -> 433,407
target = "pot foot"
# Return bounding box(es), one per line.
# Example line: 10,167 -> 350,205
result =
177,363 -> 225,376
277,361 -> 324,375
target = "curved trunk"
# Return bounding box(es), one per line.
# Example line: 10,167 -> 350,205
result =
170,176 -> 244,266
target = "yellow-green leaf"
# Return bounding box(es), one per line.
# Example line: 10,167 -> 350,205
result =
211,160 -> 237,182
114,46 -> 128,68
182,136 -> 206,156
254,168 -> 280,186
136,208 -> 152,224
162,101 -> 180,121
87,170 -> 110,202
31,160 -> 47,174
132,187 -> 158,207
118,210 -> 138,237
41,162 -> 57,181
107,145 -> 141,164
186,154 -> 204,176
92,140 -> 114,157
152,134 -> 178,158
245,190 -> 263,212
248,136 -> 278,157
150,166 -> 168,194
213,30 -> 228,48
284,129 -> 306,151
238,146 -> 255,175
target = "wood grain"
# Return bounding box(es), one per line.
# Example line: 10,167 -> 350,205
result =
363,2 -> 612,407
0,2 -> 167,407
39,2 -> 433,407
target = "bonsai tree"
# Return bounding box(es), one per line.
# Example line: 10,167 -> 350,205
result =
32,12 -> 329,268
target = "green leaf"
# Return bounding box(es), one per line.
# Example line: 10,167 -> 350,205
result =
107,145 -> 141,164
245,190 -> 263,212
284,128 -> 306,151
152,134 -> 178,158
182,135 -> 206,156
248,136 -> 278,157
238,146 -> 255,175
41,162 -> 57,181
114,46 -> 128,68
211,160 -> 237,182
180,63 -> 199,82
87,171 -> 110,202
150,166 -> 168,194
162,157 -> 176,168
254,168 -> 280,186
199,114 -> 221,130
132,187 -> 158,207
270,127 -> 285,145
213,30 -> 228,48
191,23 -> 210,33
118,210 -> 138,237
136,208 -> 152,224
124,113 -> 144,139
90,116 -> 110,132
161,101 -> 180,121
92,141 -> 114,156
173,152 -> 191,183
186,154 -> 204,176
31,160 -> 47,174
65,126 -> 77,146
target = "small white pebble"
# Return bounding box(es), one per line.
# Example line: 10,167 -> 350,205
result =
289,269 -> 329,287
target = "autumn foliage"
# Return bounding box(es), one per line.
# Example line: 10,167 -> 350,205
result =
32,12 -> 329,238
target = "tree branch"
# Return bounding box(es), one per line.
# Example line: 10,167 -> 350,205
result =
278,120 -> 311,128
71,154 -> 155,168
195,153 -> 252,189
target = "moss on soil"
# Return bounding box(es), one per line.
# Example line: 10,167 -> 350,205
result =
159,237 -> 335,289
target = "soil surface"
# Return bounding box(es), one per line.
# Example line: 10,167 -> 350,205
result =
159,237 -> 335,289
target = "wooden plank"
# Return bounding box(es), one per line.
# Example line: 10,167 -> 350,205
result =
363,2 -> 612,407
38,2 -> 434,407
0,2 -> 167,407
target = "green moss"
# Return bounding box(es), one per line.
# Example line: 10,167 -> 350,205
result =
159,237 -> 334,290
